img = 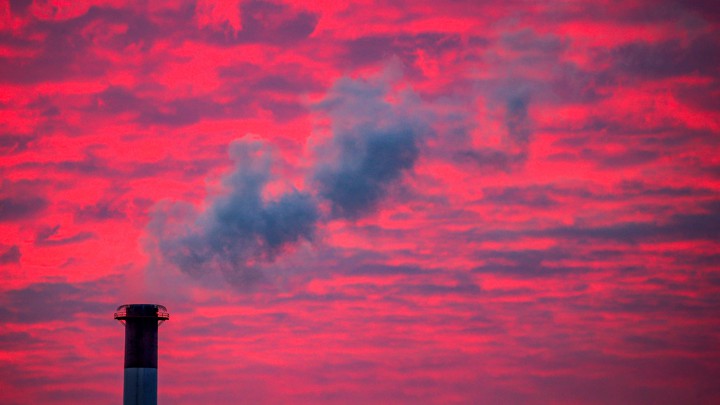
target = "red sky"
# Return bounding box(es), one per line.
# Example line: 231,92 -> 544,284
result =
1,0 -> 719,403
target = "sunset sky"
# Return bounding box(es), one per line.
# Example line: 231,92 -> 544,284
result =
1,0 -> 719,403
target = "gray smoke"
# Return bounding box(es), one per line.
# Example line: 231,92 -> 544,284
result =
150,137 -> 318,287
150,75 -> 429,285
312,76 -> 429,219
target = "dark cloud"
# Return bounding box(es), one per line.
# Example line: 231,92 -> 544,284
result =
547,63 -> 613,104
349,264 -> 431,276
218,62 -> 322,94
501,29 -> 567,54
677,81 -> 720,112
95,86 -> 215,126
263,99 -> 308,122
93,85 -> 253,126
505,95 -> 532,148
400,279 -> 481,296
94,86 -> 143,114
0,331 -> 39,350
680,0 -> 720,19
455,94 -> 534,172
481,186 -> 558,208
16,145 -> 221,184
136,97 -> 225,127
27,96 -> 61,118
218,66 -> 325,120
150,137 -> 318,287
34,225 -> 95,247
609,35 -> 720,79
202,0 -> 318,46
617,180 -> 713,198
344,36 -> 397,67
15,149 -> 116,177
272,292 -> 361,304
0,1 -> 318,86
591,148 -> 661,168
0,134 -> 34,155
674,252 -> 720,268
464,208 -> 720,247
524,354 -> 717,405
250,73 -> 324,94
312,76 -> 429,219
551,114 -> 685,137
74,200 -> 126,222
455,148 -> 523,172
341,33 -> 461,73
540,202 -> 720,243
597,288 -> 720,319
96,71 -> 318,127
472,249 -> 586,278
477,182 -> 712,211
0,180 -> 49,222
0,245 -> 21,265
0,196 -> 48,222
0,281 -> 105,324
0,7 -> 148,83
128,155 -> 220,180
9,0 -> 32,14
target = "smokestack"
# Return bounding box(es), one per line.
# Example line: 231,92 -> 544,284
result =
114,304 -> 170,405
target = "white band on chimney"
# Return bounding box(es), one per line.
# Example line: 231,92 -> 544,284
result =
123,368 -> 158,405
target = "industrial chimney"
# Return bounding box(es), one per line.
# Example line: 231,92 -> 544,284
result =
114,304 -> 170,405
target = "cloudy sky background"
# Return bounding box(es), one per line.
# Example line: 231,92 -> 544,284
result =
1,0 -> 719,403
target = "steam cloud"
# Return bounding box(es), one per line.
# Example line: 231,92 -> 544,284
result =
312,77 -> 427,218
150,137 -> 318,286
149,75 -> 429,286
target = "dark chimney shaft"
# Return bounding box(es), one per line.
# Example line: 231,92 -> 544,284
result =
115,304 -> 169,405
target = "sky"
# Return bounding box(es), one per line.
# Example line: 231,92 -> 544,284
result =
0,0 -> 719,403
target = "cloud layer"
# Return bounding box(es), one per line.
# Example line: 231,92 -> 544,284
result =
0,1 -> 718,404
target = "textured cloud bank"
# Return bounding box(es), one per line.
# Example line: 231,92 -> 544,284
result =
2,1 -> 719,403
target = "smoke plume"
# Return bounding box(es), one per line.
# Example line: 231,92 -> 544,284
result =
312,76 -> 429,219
150,136 -> 318,287
149,74 -> 429,286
